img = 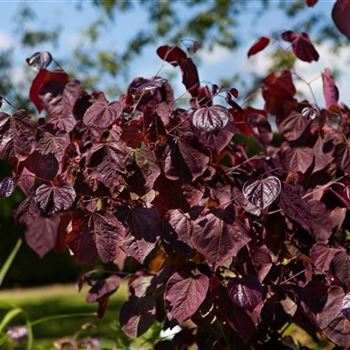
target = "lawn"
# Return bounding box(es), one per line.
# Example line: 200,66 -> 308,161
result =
0,283 -> 146,350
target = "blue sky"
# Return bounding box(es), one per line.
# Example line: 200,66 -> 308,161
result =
0,0 -> 348,108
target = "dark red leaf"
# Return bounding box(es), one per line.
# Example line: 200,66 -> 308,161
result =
279,184 -> 312,232
177,134 -> 210,181
178,58 -> 200,96
218,288 -> 255,343
306,0 -> 318,6
243,176 -> 281,209
281,31 -> 319,62
120,295 -> 156,338
316,286 -> 350,348
282,147 -> 314,174
192,105 -> 230,132
331,249 -> 350,288
0,110 -> 36,160
335,142 -> 350,174
42,79 -> 81,131
312,137 -> 334,173
87,141 -> 128,188
163,209 -> 193,257
24,152 -> 59,181
250,245 -> 272,282
122,231 -> 155,263
191,209 -> 251,268
322,68 -> 339,109
310,244 -> 340,273
34,183 -> 76,215
65,212 -> 98,264
332,0 -> 350,40
93,212 -> 126,263
308,200 -> 346,242
227,275 -> 264,312
156,45 -> 187,67
247,36 -> 270,57
25,215 -> 60,258
134,143 -> 161,192
30,69 -> 69,112
278,111 -> 310,142
164,271 -> 209,323
86,275 -> 121,303
83,99 -> 122,128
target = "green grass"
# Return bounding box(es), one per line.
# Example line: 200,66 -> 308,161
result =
0,283 -> 133,349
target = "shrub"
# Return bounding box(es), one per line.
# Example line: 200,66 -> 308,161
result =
1,28 -> 350,349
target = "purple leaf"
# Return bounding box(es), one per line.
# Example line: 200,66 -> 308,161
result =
163,209 -> 193,257
331,249 -> 350,288
83,99 -> 122,128
316,286 -> 350,348
87,142 -> 128,188
242,176 -> 281,209
227,275 -> 264,311
177,133 -> 210,181
250,244 -> 272,282
0,177 -> 15,198
93,212 -> 126,263
133,77 -> 167,94
322,68 -> 339,109
26,51 -> 52,71
25,215 -> 60,257
218,288 -> 255,343
24,152 -> 59,181
312,137 -> 333,173
278,111 -> 310,142
164,271 -> 209,323
192,105 -> 230,132
65,212 -> 98,264
43,79 -> 81,131
38,132 -> 70,161
310,243 -> 339,273
279,184 -> 312,232
0,110 -> 36,160
35,183 -> 76,215
120,295 -> 156,338
86,275 -> 121,303
134,143 -> 161,192
122,232 -> 155,264
191,209 -> 251,268
282,147 -> 314,174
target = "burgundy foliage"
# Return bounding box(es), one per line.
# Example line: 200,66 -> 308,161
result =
1,27 -> 350,348
281,31 -> 319,62
247,36 -> 270,57
332,0 -> 350,40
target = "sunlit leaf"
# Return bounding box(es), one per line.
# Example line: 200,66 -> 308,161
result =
192,105 -> 230,132
242,176 -> 281,209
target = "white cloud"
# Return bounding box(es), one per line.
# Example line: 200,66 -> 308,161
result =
198,45 -> 234,65
0,31 -> 15,50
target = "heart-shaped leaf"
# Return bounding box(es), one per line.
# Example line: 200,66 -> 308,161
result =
242,176 -> 281,209
35,183 -> 76,215
192,105 -> 230,132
